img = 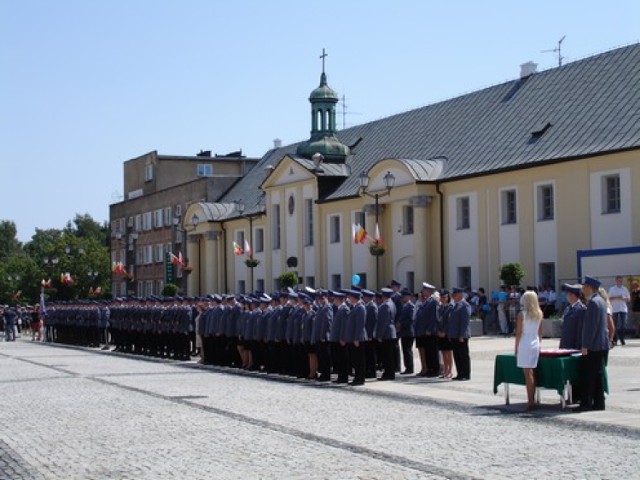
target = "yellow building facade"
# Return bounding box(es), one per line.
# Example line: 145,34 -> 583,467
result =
183,44 -> 640,295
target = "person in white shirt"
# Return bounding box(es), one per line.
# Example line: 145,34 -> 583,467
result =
608,276 -> 630,346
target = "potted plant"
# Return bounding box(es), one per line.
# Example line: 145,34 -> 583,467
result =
369,239 -> 386,256
277,271 -> 299,289
499,263 -> 525,288
245,257 -> 260,268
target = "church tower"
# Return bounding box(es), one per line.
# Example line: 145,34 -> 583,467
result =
296,49 -> 350,163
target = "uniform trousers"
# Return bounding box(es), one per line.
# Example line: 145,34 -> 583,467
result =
364,340 -> 377,377
580,350 -> 606,410
316,341 -> 331,379
379,339 -> 396,379
424,334 -> 440,376
400,336 -> 415,373
452,338 -> 470,379
349,343 -> 366,383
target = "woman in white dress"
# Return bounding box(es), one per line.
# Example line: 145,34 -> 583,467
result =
515,290 -> 543,410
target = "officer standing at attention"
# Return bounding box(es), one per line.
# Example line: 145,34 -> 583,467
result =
559,284 -> 586,350
346,290 -> 367,386
362,289 -> 378,379
449,287 -> 471,381
577,276 -> 609,411
375,288 -> 397,380
397,288 -> 416,374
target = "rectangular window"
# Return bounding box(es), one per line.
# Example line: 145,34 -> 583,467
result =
163,207 -> 172,226
304,199 -> 314,246
457,266 -> 471,290
154,209 -> 163,228
197,164 -> 213,177
354,211 -> 365,230
135,214 -> 142,232
144,164 -> 153,182
272,205 -> 281,249
144,245 -> 153,265
175,204 -> 182,218
457,197 -> 470,229
402,206 -> 414,235
331,274 -> 342,290
137,281 -> 144,298
537,184 -> 554,221
539,263 -> 556,290
238,280 -> 246,294
165,243 -> 172,255
305,276 -> 315,288
330,215 -> 340,243
273,278 -> 281,291
236,230 -> 245,249
154,244 -> 164,263
501,189 -> 517,225
136,247 -> 143,265
255,228 -> 264,253
143,212 -> 153,231
256,279 -> 265,293
603,174 -> 621,213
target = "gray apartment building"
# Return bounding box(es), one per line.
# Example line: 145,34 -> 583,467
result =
109,149 -> 259,297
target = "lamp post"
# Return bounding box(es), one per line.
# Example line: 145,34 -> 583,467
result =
235,201 -> 255,293
358,170 -> 396,289
190,214 -> 201,296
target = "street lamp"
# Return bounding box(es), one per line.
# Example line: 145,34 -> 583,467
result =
358,170 -> 396,289
235,200 -> 256,293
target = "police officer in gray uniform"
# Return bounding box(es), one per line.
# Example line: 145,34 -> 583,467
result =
577,276 -> 609,411
559,284 -> 586,350
375,288 -> 397,380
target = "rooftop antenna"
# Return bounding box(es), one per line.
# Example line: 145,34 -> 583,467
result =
541,35 -> 566,67
338,94 -> 362,130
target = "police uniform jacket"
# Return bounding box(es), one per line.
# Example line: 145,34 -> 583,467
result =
398,301 -> 415,337
582,294 -> 609,352
375,299 -> 397,341
559,301 -> 586,350
364,301 -> 378,340
312,303 -> 333,343
447,300 -> 471,339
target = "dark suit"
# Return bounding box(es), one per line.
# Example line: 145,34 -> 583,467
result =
448,300 -> 471,380
397,300 -> 415,373
580,293 -> 609,410
559,301 -> 586,350
375,299 -> 397,379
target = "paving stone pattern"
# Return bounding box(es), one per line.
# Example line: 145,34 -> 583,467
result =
1,340 -> 638,479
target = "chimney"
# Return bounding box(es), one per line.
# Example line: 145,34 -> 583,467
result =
273,138 -> 282,149
520,61 -> 538,79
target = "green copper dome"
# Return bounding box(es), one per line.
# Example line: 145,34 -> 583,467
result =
296,135 -> 350,162
309,73 -> 338,101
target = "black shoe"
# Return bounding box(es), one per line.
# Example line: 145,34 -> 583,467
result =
400,370 -> 414,375
349,380 -> 365,386
317,376 -> 331,382
377,375 -> 395,381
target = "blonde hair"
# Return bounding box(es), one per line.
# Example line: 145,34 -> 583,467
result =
521,290 -> 543,321
598,287 -> 612,310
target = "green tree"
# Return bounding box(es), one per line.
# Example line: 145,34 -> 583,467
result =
0,220 -> 21,256
162,283 -> 179,297
277,271 -> 299,290
500,263 -> 525,287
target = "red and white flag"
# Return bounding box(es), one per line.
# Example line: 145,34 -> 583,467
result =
244,239 -> 252,256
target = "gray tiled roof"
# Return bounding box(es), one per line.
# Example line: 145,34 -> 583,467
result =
220,43 -> 640,214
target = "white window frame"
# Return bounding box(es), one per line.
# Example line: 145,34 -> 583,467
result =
602,174 -> 621,214
197,164 -> 213,177
304,198 -> 314,246
457,196 -> 470,230
500,189 -> 518,225
272,204 -> 281,249
144,163 -> 153,182
402,205 -> 414,235
537,184 -> 555,221
143,212 -> 153,231
329,215 -> 341,243
255,228 -> 264,253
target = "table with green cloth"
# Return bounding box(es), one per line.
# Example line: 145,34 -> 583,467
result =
493,353 -> 609,408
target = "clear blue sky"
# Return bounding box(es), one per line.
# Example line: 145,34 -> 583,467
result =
1,0 -> 638,242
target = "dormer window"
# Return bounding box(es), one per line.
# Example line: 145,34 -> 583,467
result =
531,122 -> 552,139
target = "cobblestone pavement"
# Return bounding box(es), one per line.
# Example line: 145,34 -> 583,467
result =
1,339 -> 639,479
